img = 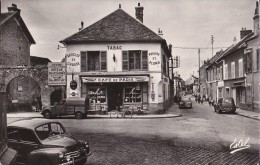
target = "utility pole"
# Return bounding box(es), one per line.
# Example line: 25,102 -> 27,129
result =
198,49 -> 200,95
211,35 -> 214,57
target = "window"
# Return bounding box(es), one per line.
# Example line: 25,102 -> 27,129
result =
81,51 -> 107,72
124,87 -> 142,103
88,87 -> 107,105
217,68 -> 220,80
163,55 -> 167,74
20,129 -> 38,143
7,128 -> 20,141
35,123 -> 65,140
245,52 -> 252,73
238,59 -> 243,77
224,64 -> 228,79
231,62 -> 235,78
122,50 -> 148,71
220,66 -> 223,80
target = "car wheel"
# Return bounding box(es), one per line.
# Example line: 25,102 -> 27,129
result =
75,112 -> 83,119
44,111 -> 52,119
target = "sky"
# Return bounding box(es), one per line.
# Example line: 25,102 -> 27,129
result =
1,0 -> 256,80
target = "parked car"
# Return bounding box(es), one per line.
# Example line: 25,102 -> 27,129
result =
41,97 -> 89,119
7,119 -> 92,165
179,96 -> 192,109
214,97 -> 236,114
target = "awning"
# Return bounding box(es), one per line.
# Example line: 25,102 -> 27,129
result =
82,76 -> 149,83
233,81 -> 245,87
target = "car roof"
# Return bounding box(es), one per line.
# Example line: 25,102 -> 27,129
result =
8,118 -> 61,130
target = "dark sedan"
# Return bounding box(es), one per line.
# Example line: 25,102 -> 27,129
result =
179,96 -> 192,109
7,119 -> 91,165
214,97 -> 236,114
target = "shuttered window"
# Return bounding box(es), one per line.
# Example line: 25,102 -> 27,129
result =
81,51 -> 107,72
81,52 -> 87,72
100,51 -> 107,71
122,51 -> 129,71
122,50 -> 148,71
142,51 -> 148,70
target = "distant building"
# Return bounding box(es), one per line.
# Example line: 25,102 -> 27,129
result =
60,3 -> 172,113
216,29 -> 253,108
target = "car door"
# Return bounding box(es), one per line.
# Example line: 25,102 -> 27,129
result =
19,128 -> 41,162
56,100 -> 66,116
7,127 -> 23,162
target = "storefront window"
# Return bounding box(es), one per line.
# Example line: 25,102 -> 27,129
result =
88,87 -> 107,105
124,87 -> 142,103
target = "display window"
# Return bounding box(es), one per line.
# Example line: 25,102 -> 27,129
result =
88,87 -> 107,105
124,87 -> 142,103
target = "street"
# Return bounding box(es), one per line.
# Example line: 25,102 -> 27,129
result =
8,98 -> 259,165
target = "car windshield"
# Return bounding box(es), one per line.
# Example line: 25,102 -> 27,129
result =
182,97 -> 190,101
223,98 -> 233,103
35,122 -> 66,141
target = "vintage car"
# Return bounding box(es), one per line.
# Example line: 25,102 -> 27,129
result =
7,119 -> 91,165
179,96 -> 192,109
214,97 -> 236,114
41,97 -> 89,119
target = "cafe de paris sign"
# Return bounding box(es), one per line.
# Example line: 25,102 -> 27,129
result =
82,76 -> 149,83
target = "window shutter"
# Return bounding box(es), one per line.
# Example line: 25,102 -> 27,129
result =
243,55 -> 247,73
142,51 -> 148,70
122,51 -> 129,71
81,52 -> 87,72
100,51 -> 107,71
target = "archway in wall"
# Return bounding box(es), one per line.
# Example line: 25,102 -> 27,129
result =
6,76 -> 41,112
50,90 -> 62,105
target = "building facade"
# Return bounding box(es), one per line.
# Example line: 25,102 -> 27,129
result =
60,4 -> 172,114
244,0 -> 260,112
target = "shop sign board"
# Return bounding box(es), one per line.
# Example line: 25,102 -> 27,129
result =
82,76 -> 149,83
48,62 -> 66,86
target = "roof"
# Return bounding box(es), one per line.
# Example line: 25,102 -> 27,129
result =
0,11 -> 35,44
60,9 -> 165,44
8,118 -> 61,130
30,56 -> 51,66
216,32 -> 254,62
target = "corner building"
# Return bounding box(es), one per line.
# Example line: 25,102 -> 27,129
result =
60,5 -> 172,114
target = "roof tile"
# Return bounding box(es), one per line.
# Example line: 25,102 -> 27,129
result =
61,9 -> 164,43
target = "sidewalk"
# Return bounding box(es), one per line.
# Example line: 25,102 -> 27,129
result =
7,104 -> 182,119
198,101 -> 260,121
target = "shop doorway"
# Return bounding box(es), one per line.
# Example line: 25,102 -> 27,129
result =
107,85 -> 123,111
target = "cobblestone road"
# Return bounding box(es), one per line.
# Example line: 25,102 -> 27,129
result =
72,132 -> 259,165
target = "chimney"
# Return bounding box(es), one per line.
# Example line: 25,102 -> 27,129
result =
8,4 -> 21,14
79,21 -> 84,31
240,28 -> 252,39
135,3 -> 144,23
158,28 -> 163,38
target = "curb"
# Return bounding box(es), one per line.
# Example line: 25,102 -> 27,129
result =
197,102 -> 260,121
7,112 -> 183,119
235,113 -> 260,121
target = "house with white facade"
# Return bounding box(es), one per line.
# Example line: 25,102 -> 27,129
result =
60,4 -> 172,114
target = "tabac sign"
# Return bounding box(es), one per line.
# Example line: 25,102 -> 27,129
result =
48,62 -> 66,86
82,76 -> 149,83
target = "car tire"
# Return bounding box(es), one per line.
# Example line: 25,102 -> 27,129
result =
44,111 -> 52,119
75,112 -> 83,119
